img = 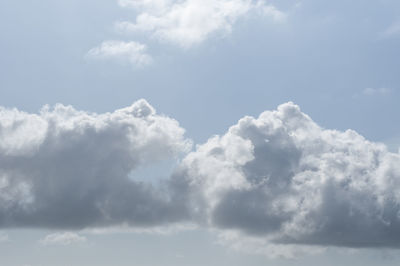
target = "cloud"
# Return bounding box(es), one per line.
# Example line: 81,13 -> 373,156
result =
39,232 -> 87,246
0,232 -> 9,243
172,102 -> 400,250
216,229 -> 325,259
87,41 -> 152,67
89,1 -> 286,66
115,0 -> 286,48
0,99 -> 191,229
3,100 -> 400,253
381,21 -> 400,38
363,87 -> 393,96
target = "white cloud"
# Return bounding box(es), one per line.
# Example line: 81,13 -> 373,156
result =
381,21 -> 400,38
3,99 -> 400,254
116,0 -> 286,48
39,232 -> 87,246
87,40 -> 152,67
0,99 -> 191,229
363,87 -> 393,96
173,102 -> 400,252
118,0 -> 172,12
90,0 -> 286,65
84,223 -> 197,235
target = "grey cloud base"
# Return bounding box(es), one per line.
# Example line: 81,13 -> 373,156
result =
174,102 -> 400,248
1,100 -> 400,249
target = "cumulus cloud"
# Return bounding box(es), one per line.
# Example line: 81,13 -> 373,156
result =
89,0 -> 285,66
116,0 -> 286,47
87,41 -> 152,67
39,232 -> 87,246
3,99 -> 400,253
172,102 -> 400,250
0,99 -> 191,229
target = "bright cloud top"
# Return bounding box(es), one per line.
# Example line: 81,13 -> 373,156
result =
2,100 -> 400,252
116,0 -> 286,47
87,41 -> 152,67
173,102 -> 400,249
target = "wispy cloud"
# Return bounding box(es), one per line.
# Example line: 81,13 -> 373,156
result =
363,87 -> 392,96
381,21 -> 400,38
87,40 -> 152,67
353,87 -> 393,98
39,232 -> 87,246
0,232 -> 9,243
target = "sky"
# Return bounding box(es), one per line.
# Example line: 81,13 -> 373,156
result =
1,0 -> 400,265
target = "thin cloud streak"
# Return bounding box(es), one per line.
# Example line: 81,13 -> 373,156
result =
39,232 -> 87,246
87,41 -> 153,67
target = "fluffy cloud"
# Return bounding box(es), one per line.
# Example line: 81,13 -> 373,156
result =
2,100 -> 400,252
116,0 -> 286,47
87,41 -> 152,67
39,232 -> 87,246
172,102 -> 400,249
89,1 -> 285,66
0,99 -> 191,229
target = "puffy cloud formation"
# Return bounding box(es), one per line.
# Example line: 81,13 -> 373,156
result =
0,99 -> 191,229
116,0 -> 286,47
87,41 -> 152,67
173,102 -> 400,248
89,1 -> 285,66
2,100 -> 400,251
39,232 -> 87,246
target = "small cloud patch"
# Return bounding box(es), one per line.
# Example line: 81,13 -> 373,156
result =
39,232 -> 87,246
87,40 -> 152,68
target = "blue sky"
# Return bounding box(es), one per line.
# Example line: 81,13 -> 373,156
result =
1,0 -> 400,265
